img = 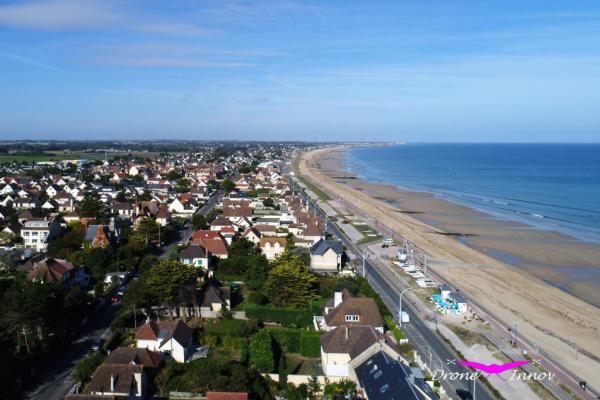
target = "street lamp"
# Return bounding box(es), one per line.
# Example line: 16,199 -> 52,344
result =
399,288 -> 412,326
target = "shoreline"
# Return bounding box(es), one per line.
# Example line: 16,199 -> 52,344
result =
340,146 -> 600,308
299,146 -> 600,393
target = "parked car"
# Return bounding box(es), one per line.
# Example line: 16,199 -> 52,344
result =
111,294 -> 121,303
91,337 -> 104,352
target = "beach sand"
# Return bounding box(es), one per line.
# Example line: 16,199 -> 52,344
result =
300,146 -> 600,392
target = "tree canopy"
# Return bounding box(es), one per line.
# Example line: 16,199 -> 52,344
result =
145,260 -> 197,309
220,179 -> 236,194
263,253 -> 319,308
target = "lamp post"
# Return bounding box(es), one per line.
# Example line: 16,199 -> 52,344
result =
399,288 -> 412,326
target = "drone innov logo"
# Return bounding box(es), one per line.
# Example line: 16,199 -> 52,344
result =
432,359 -> 556,382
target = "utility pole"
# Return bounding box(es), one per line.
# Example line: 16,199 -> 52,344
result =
133,304 -> 137,330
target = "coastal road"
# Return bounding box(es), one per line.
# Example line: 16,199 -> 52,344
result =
291,179 -> 493,400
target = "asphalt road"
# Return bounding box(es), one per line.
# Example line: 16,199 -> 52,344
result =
293,180 -> 493,400
23,190 -> 223,400
23,302 -> 120,400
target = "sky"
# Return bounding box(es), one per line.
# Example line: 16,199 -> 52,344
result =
1,0 -> 600,142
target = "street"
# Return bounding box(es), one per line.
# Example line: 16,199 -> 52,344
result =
23,302 -> 120,400
292,179 -> 493,400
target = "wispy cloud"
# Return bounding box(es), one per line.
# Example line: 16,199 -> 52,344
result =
0,0 -> 215,36
1,52 -> 60,71
87,56 -> 254,68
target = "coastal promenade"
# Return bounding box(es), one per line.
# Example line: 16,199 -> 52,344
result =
294,147 -> 600,399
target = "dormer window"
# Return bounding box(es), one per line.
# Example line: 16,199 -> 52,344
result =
345,314 -> 359,322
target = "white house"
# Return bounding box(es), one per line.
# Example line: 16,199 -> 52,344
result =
135,320 -> 193,363
310,239 -> 343,273
179,245 -> 210,271
20,217 -> 62,252
259,237 -> 287,260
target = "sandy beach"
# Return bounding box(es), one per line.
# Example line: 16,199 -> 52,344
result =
299,146 -> 600,392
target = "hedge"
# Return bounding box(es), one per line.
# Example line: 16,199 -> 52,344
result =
299,332 -> 321,357
204,318 -> 258,337
266,327 -> 321,357
245,304 -> 321,327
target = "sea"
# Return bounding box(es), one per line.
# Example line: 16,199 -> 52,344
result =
344,143 -> 600,243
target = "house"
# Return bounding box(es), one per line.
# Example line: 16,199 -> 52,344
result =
315,290 -> 385,332
135,320 -> 193,363
26,258 -> 90,289
191,230 -> 229,259
354,351 -> 435,400
20,217 -> 62,251
310,239 -> 343,273
259,237 -> 287,260
155,206 -> 171,226
180,245 -> 210,270
207,393 -> 249,400
198,284 -> 231,314
241,227 -> 261,245
85,224 -> 114,248
320,325 -> 397,378
104,347 -> 161,370
301,223 -> 324,243
87,364 -> 145,398
113,202 -> 134,219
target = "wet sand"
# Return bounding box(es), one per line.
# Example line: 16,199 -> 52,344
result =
300,146 -> 600,392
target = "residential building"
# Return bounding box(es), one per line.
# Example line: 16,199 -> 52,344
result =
310,239 -> 343,273
135,320 -> 193,363
20,217 -> 62,251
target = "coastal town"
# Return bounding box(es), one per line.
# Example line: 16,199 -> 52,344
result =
0,141 -> 596,400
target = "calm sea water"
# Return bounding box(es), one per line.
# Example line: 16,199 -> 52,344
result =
344,144 -> 600,242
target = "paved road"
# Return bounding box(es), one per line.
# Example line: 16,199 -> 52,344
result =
159,189 -> 223,260
23,190 -> 223,400
23,302 -> 120,400
292,179 -> 493,400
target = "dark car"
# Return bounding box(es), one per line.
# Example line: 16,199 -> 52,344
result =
91,337 -> 104,352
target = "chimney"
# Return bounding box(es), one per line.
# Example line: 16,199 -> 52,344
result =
334,291 -> 343,308
110,374 -> 115,392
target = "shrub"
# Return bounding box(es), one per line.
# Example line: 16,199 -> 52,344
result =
245,304 -> 320,328
74,352 -> 105,383
249,330 -> 275,372
204,318 -> 258,337
222,335 -> 247,350
299,332 -> 321,357
267,328 -> 301,353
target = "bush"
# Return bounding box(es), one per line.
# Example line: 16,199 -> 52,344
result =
384,315 -> 406,340
249,330 -> 275,372
204,318 -> 258,337
245,304 -> 320,328
222,335 -> 247,350
74,352 -> 105,383
267,328 -> 301,353
299,332 -> 321,357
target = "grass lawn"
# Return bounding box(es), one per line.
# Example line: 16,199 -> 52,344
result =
282,353 -> 319,375
291,155 -> 331,201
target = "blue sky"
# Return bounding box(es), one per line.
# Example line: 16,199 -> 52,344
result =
1,0 -> 600,142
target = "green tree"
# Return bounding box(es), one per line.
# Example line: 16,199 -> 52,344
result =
220,179 -> 236,194
74,352 -> 105,383
249,330 -> 275,372
145,260 -> 197,312
79,192 -> 104,219
192,213 -> 208,230
228,238 -> 260,257
307,375 -> 322,400
262,197 -> 274,207
263,253 -> 319,308
323,379 -> 357,399
129,217 -> 159,248
165,170 -> 182,181
174,177 -> 192,193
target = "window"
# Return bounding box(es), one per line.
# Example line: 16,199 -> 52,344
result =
374,370 -> 383,380
379,384 -> 390,394
345,314 -> 359,322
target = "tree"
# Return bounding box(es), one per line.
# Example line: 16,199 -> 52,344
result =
165,170 -> 182,181
116,189 -> 128,202
263,253 -> 319,308
228,238 -> 260,257
249,330 -> 275,372
130,217 -> 159,248
145,260 -> 197,312
74,352 -> 105,383
174,178 -> 192,193
220,179 -> 236,194
79,192 -> 104,219
192,213 -> 208,230
324,379 -> 357,399
262,197 -> 274,207
307,375 -> 322,400
138,190 -> 152,201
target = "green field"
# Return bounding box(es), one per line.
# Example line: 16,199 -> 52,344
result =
291,154 -> 331,200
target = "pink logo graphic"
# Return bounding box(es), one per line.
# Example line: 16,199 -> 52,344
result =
457,360 -> 530,380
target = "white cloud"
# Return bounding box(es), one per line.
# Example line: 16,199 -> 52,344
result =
87,56 -> 254,68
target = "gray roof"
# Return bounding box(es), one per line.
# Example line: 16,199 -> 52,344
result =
180,245 -> 207,259
310,238 -> 343,256
85,225 -> 112,242
355,351 -> 422,400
